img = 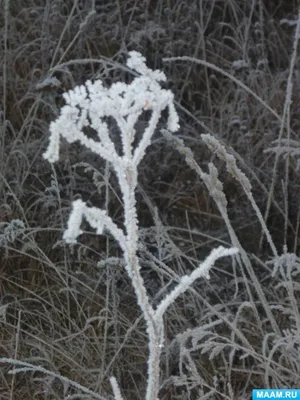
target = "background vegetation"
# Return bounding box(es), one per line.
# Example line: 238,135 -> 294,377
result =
1,0 -> 300,399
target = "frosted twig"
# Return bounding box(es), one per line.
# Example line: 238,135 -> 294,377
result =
0,358 -> 107,400
154,246 -> 238,321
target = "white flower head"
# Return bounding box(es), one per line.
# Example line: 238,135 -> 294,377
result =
43,52 -> 179,166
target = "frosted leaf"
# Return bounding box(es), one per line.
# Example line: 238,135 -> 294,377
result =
267,246 -> 300,278
0,219 -> 25,249
232,60 -> 249,70
230,118 -> 241,127
280,18 -> 298,27
35,76 -> 61,91
264,138 -> 300,161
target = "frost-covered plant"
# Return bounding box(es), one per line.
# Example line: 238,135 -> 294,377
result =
36,52 -> 238,399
